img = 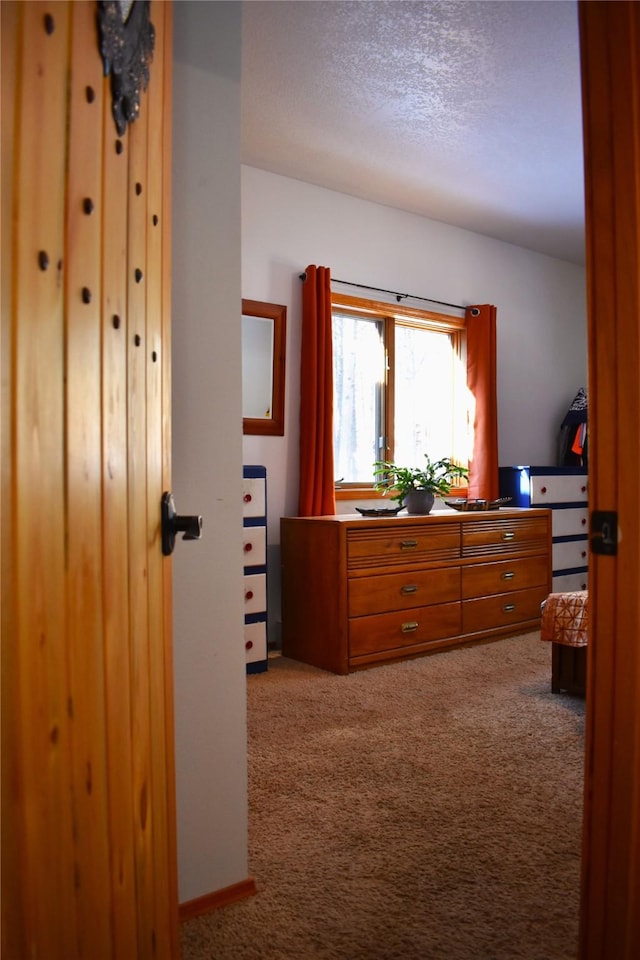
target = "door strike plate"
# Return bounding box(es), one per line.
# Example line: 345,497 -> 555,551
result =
590,510 -> 618,556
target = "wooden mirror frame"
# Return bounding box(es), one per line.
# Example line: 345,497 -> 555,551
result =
242,299 -> 287,436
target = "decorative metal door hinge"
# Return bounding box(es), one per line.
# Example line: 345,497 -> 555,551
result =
97,0 -> 155,136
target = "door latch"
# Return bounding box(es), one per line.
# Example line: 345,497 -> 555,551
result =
590,510 -> 618,556
161,492 -> 203,556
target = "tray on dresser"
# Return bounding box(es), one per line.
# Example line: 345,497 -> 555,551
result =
355,505 -> 404,517
445,497 -> 512,512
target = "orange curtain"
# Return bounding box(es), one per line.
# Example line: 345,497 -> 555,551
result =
466,304 -> 499,501
298,265 -> 336,515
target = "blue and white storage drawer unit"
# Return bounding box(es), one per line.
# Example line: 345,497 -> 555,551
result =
242,465 -> 268,674
499,466 -> 589,592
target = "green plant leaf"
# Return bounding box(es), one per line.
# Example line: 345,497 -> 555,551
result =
372,454 -> 469,501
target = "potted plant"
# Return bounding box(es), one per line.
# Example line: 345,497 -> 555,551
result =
373,455 -> 469,515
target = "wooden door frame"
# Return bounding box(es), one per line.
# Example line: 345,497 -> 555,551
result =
579,2 -> 640,957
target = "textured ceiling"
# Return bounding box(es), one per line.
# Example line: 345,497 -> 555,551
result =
241,0 -> 585,264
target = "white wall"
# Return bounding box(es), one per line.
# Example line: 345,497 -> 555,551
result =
172,1 -> 247,904
169,0 -> 588,900
242,168 -> 587,647
242,165 -> 588,537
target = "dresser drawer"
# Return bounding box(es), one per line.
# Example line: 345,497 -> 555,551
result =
462,516 -> 549,558
462,587 -> 546,633
349,567 -> 460,617
553,570 -> 588,592
244,573 -> 266,614
553,539 -> 588,572
243,525 -> 266,566
349,602 -> 461,657
347,523 -> 460,572
242,477 -> 266,517
244,620 -> 267,664
551,506 -> 589,538
530,474 -> 588,504
244,466 -> 268,674
461,555 -> 548,600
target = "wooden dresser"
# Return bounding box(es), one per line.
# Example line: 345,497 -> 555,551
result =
280,508 -> 551,674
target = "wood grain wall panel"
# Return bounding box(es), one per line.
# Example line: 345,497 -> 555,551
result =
8,3 -> 78,957
65,5 -> 112,954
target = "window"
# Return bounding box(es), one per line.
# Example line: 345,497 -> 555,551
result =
332,294 -> 473,490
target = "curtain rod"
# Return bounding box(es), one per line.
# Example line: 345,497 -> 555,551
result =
298,273 -> 471,313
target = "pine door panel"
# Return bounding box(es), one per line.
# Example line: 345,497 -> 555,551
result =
1,3 -> 178,958
9,5 -> 77,956
66,5 -> 112,953
101,20 -> 139,954
145,9 -> 176,954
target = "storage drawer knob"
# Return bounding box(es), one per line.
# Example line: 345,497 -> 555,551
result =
243,493 -> 252,503
503,603 -> 516,613
245,640 -> 253,650
245,590 -> 254,601
244,542 -> 253,552
401,584 -> 418,595
400,539 -> 418,550
581,485 -> 587,493
401,621 -> 419,633
502,571 -> 515,580
502,531 -> 515,540
581,518 -> 587,526
540,486 -> 547,494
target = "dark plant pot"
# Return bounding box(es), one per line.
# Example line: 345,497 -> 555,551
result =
403,490 -> 435,515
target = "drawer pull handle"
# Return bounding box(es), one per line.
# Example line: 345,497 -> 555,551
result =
244,542 -> 253,552
400,539 -> 418,550
503,603 -> 516,613
401,584 -> 418,595
502,532 -> 515,540
502,571 -> 515,580
243,493 -> 252,503
401,621 -> 419,633
245,590 -> 254,601
245,640 -> 253,650
540,486 -> 547,494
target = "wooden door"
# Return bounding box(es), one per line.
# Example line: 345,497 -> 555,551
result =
579,2 -> 640,957
1,2 -> 178,958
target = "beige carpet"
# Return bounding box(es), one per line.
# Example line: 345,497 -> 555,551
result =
181,633 -> 584,960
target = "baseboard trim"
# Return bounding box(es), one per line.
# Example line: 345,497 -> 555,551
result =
179,878 -> 257,922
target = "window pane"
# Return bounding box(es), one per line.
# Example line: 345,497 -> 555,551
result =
332,312 -> 385,483
394,325 -> 455,466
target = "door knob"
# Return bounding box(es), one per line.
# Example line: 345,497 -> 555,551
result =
161,492 -> 203,556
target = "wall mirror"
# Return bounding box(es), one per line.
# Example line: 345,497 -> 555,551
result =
242,299 -> 287,436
